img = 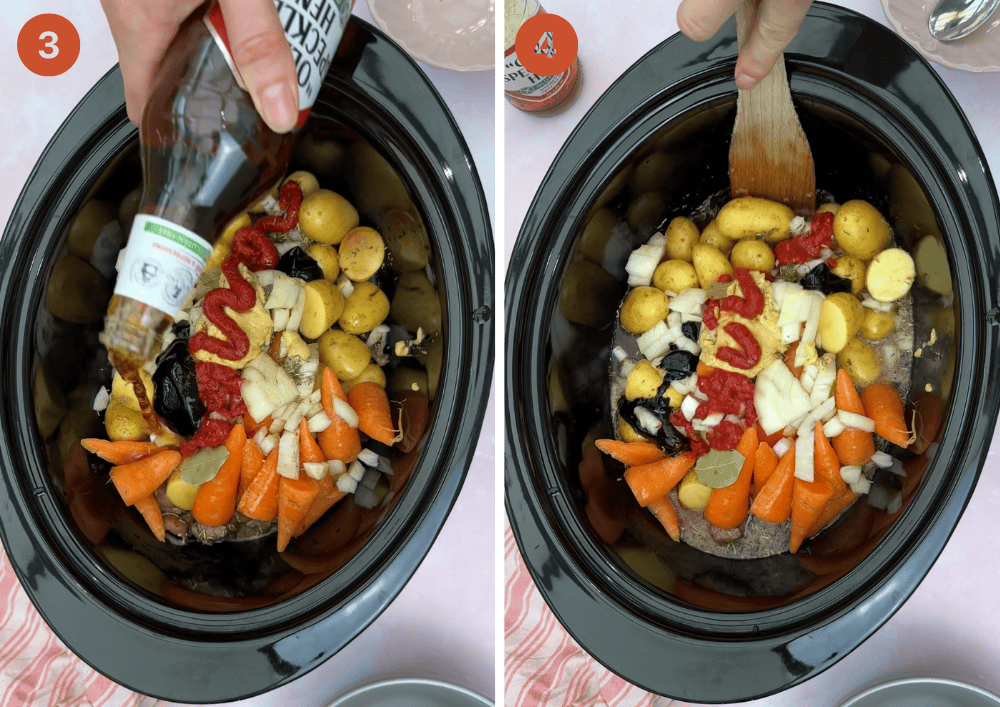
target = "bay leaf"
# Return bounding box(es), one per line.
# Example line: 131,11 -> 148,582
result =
696,448 -> 745,489
178,445 -> 230,486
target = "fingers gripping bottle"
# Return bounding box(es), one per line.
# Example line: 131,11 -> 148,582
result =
101,0 -> 350,387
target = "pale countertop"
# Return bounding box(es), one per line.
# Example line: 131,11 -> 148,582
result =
0,1 -> 494,705
505,0 -> 1000,705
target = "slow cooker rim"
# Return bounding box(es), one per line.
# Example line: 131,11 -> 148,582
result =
0,17 -> 493,703
505,4 -> 1000,702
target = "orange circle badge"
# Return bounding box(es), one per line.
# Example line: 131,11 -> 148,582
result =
18,14 -> 80,77
515,13 -> 578,78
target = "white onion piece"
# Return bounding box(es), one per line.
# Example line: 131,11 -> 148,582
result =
360,467 -> 381,490
286,287 -> 306,333
354,485 -> 380,509
838,410 -> 875,432
332,397 -> 360,428
336,473 -> 358,494
850,477 -> 872,495
773,437 -> 793,458
867,483 -> 890,509
637,321 -> 673,360
870,451 -> 894,468
823,418 -> 846,438
358,448 -> 381,467
668,288 -> 708,315
794,423 -> 815,481
269,416 -> 286,434
277,430 -> 300,479
886,490 -> 903,514
284,399 -> 311,432
254,426 -> 268,448
625,242 -> 664,286
840,465 -> 863,485
681,395 -> 700,421
789,215 -> 808,236
674,335 -> 700,356
667,311 -> 682,328
701,413 -> 724,427
801,365 -> 818,394
93,387 -> 110,412
303,462 -> 329,480
307,411 -> 331,433
810,355 -> 837,407
348,460 -> 365,481
634,407 -> 661,435
777,286 -> 803,327
782,322 -> 802,344
612,346 -> 627,362
328,460 -> 347,477
672,374 -> 697,396
259,434 -> 278,455
888,458 -> 907,477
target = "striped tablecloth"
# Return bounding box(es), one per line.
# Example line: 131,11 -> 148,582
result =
504,520 -> 672,707
0,547 -> 155,707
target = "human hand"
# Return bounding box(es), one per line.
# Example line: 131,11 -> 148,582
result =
100,0 -> 299,133
676,0 -> 813,89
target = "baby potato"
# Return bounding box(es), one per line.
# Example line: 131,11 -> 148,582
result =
165,469 -> 199,510
318,329 -> 372,381
626,192 -> 666,231
836,337 -> 882,386
831,255 -> 866,296
866,248 -> 915,303
678,469 -> 712,511
665,217 -> 700,262
58,396 -> 102,465
579,208 -> 618,265
111,368 -> 155,412
34,364 -> 67,439
339,227 -> 385,281
818,292 -> 865,354
860,309 -> 895,341
730,240 -> 775,272
118,187 -> 142,234
664,385 -> 684,409
68,200 -> 115,260
343,363 -> 387,394
282,170 -> 320,198
559,259 -> 620,327
415,334 -> 443,400
833,200 -> 892,260
817,202 -> 841,216
339,281 -> 390,334
299,189 -> 359,245
46,255 -> 110,323
630,151 -> 675,194
105,398 -> 151,441
699,220 -> 735,256
652,259 -> 699,293
306,243 -> 341,281
625,359 -> 664,400
691,244 -> 733,289
716,196 -> 794,243
300,279 -> 346,339
913,235 -> 952,296
379,208 -> 431,272
389,366 -> 429,395
618,417 -> 646,443
391,270 -> 442,336
620,286 -> 668,334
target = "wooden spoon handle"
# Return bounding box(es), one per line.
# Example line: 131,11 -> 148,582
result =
730,0 -> 816,215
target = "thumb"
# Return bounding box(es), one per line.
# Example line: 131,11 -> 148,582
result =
735,0 -> 812,89
217,0 -> 299,133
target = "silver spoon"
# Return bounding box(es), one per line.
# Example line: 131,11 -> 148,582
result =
928,0 -> 1000,40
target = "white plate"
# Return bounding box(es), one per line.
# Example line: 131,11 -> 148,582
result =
882,0 -> 1000,72
365,0 -> 494,72
326,678 -> 494,707
839,677 -> 1000,707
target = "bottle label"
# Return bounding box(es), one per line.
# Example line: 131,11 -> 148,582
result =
114,215 -> 212,318
204,0 -> 350,128
504,46 -> 564,97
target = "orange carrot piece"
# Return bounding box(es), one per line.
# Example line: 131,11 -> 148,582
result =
752,441 -> 779,497
750,445 -> 795,524
133,494 -> 166,542
318,367 -> 362,463
594,439 -> 666,467
806,486 -> 860,538
623,452 -> 697,507
237,448 -> 279,521
703,427 -> 758,530
109,450 -> 182,506
755,423 -> 786,449
277,475 -> 321,552
578,444 -> 608,495
299,418 -> 325,464
244,412 -> 272,435
347,381 -> 397,445
81,439 -> 161,465
294,474 -> 347,537
696,361 -> 716,378
790,477 -> 834,553
191,424 -> 247,527
784,340 -> 804,378
240,438 -> 264,497
832,368 -> 876,465
814,421 -> 846,494
648,496 -> 681,541
861,382 -> 911,448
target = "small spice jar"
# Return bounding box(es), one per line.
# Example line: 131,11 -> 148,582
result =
504,0 -> 582,116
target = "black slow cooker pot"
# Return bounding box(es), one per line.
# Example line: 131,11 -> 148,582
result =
506,3 -> 999,702
0,18 -> 492,703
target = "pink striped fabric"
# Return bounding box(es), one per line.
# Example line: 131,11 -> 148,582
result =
504,520 -> 675,707
0,546 -> 158,707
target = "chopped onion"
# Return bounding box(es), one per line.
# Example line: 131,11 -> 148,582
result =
781,322 -> 801,344
612,346 -> 627,362
667,311 -> 682,328
634,407 -> 661,435
332,397 -> 360,428
637,321 -> 672,360
838,410 -> 875,432
809,355 -> 837,407
680,312 -> 702,323
307,411 -> 331,433
619,359 -> 636,379
672,373 -> 697,395
823,418 -> 846,438
283,399 -> 311,432
348,460 -> 365,482
777,286 -> 803,326
254,426 -> 268,447
681,395 -> 700,421
840,465 -> 863,485
625,242 -> 664,286
674,336 -> 700,355
773,437 -> 792,458
328,460 -> 347,477
303,462 -> 329,480
335,273 -> 354,299
286,288 -> 306,333
850,477 -> 872,495
259,434 -> 278,455
886,490 -> 903,514
668,288 -> 708,315
336,473 -> 358,494
888,458 -> 907,477
277,430 -> 300,479
867,483 -> 890,509
789,215 -> 807,236
794,424 -> 815,481
269,416 -> 286,434
870,451 -> 894,468
796,294 -> 822,367
693,389 -> 709,402
360,467 -> 381,490
93,387 -> 110,412
861,295 -> 894,313
702,413 -> 724,427
354,485 -> 380,509
801,365 -> 818,394
358,448 -> 381,467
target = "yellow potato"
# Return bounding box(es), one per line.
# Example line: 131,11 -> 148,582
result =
866,248 -> 915,303
343,363 -> 387,394
716,196 -> 794,243
58,397 -> 102,465
678,469 -> 712,511
298,189 -> 359,245
68,200 -> 115,260
620,286 -> 668,335
626,192 -> 666,231
664,217 -> 699,262
833,200 -> 891,260
652,259 -> 699,293
558,259 -> 619,327
166,469 -> 199,510
379,208 -> 431,272
339,281 -> 390,334
691,244 -> 733,289
282,170 -> 320,198
730,240 -> 775,272
104,398 -> 150,441
836,337 -> 882,386
339,227 -> 385,281
206,212 -> 251,271
34,364 -> 67,439
625,359 -> 664,400
831,255 -> 867,296
618,417 -> 646,443
318,329 -> 372,381
818,292 -> 865,354
299,279 -> 346,340
389,366 -> 429,395
817,202 -> 840,216
664,385 -> 684,409
46,255 -> 110,323
390,270 -> 442,335
306,243 -> 341,281
860,309 -> 895,341
913,235 -> 952,296
579,208 -> 618,265
111,368 -> 155,412
699,220 -> 735,256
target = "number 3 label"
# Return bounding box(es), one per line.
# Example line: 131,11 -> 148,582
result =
18,15 -> 79,76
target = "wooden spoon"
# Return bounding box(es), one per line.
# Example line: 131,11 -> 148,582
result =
729,0 -> 816,216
